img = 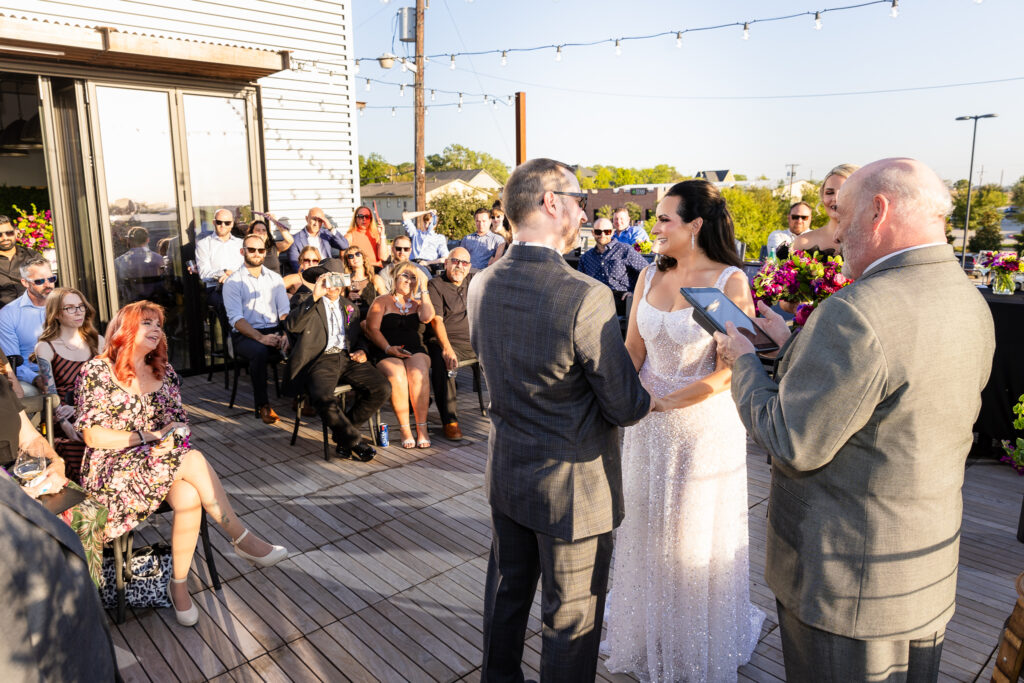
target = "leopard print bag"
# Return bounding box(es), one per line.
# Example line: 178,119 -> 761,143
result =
99,542 -> 173,609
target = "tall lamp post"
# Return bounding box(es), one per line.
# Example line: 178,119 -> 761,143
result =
955,113 -> 997,267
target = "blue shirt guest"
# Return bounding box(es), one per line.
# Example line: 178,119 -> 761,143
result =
403,209 -> 449,263
461,208 -> 506,269
578,217 -> 649,316
0,256 -> 55,395
611,207 -> 648,246
223,235 -> 290,425
284,207 -> 349,274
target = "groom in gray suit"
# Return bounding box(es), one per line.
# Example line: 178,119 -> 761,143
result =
469,158 -> 654,682
715,158 -> 995,682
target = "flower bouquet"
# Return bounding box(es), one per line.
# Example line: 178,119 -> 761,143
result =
752,250 -> 851,326
981,252 -> 1019,296
11,204 -> 54,252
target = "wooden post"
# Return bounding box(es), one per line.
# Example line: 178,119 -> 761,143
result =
515,91 -> 526,166
414,0 -> 426,210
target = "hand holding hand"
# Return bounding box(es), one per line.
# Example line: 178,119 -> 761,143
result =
713,322 -> 756,369
753,301 -> 791,347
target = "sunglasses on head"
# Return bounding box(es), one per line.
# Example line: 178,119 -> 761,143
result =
28,276 -> 57,286
245,247 -> 267,254
790,214 -> 811,220
545,190 -> 588,211
592,229 -> 612,236
0,230 -> 15,238
214,219 -> 233,226
394,246 -> 411,253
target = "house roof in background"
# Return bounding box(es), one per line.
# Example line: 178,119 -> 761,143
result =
361,178 -> 481,197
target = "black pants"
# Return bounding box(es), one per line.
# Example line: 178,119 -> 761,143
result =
231,328 -> 280,408
427,340 -> 475,425
308,351 -> 391,448
481,507 -> 613,683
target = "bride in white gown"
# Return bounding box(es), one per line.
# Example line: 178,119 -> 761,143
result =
605,180 -> 765,682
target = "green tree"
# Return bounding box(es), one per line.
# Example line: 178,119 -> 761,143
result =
623,201 -> 642,223
951,181 -> 1007,232
594,205 -> 613,219
592,167 -> 614,189
640,164 -> 683,185
733,174 -> 748,181
425,143 -> 510,184
720,186 -> 788,256
577,171 -> 596,190
427,191 -> 493,240
359,153 -> 396,185
968,218 -> 1006,252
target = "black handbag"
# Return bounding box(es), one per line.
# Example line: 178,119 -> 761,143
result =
99,542 -> 172,609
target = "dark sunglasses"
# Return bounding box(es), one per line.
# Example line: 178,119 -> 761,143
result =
355,214 -> 372,220
449,258 -> 471,267
28,276 -> 57,285
245,247 -> 267,254
393,246 -> 411,253
592,229 -> 612,236
214,219 -> 233,226
0,230 -> 15,238
345,253 -> 362,259
546,190 -> 588,211
790,214 -> 812,220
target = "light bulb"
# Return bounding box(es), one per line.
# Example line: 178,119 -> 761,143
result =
814,12 -> 822,30
365,78 -> 371,91
614,39 -> 622,56
354,59 -> 360,74
430,89 -> 436,101
742,22 -> 750,40
676,32 -> 682,48
359,108 -> 364,117
492,99 -> 498,110
450,54 -> 456,70
391,107 -> 396,117
425,107 -> 429,116
507,95 -> 512,106
458,103 -> 463,113
458,93 -> 464,106
501,50 -> 508,67
555,46 -> 562,62
400,58 -> 407,72
890,0 -> 899,17
399,84 -> 405,97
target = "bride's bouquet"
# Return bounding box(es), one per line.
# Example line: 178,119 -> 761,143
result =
752,250 -> 851,326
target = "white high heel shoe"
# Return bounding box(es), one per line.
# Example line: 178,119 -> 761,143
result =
231,529 -> 288,568
167,577 -> 198,627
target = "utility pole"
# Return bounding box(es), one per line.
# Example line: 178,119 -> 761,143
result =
414,0 -> 425,211
515,91 -> 526,166
785,163 -> 799,199
978,165 -> 985,187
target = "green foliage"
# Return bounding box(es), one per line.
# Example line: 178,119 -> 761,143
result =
427,191 -> 491,240
951,181 -> 1007,232
594,205 -> 613,219
1013,230 -> 1024,251
720,186 -> 788,256
575,164 -> 685,189
1011,176 -> 1024,207
623,201 -> 642,223
0,185 -> 49,220
426,143 -> 510,184
968,220 -> 1006,252
358,153 -> 397,185
798,184 -> 829,230
733,174 -> 748,181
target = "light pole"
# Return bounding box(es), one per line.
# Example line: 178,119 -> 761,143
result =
955,113 -> 997,267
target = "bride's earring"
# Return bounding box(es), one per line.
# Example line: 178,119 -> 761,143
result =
691,231 -> 696,250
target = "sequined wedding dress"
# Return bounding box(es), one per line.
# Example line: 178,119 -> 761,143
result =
605,266 -> 764,682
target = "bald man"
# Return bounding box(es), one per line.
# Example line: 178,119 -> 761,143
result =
425,247 -> 476,440
714,158 -> 995,682
284,206 -> 349,274
578,216 -> 649,317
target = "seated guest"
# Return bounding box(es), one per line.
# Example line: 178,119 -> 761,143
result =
460,207 -> 505,268
114,226 -> 166,304
765,201 -> 814,259
34,287 -> 105,483
284,206 -> 349,274
0,256 -> 56,396
194,208 -> 243,315
379,235 -> 431,291
0,354 -> 22,398
426,247 -> 476,440
343,246 -> 387,320
490,205 -> 512,250
366,263 -> 435,449
347,207 -> 387,270
285,258 -> 390,461
283,245 -> 321,296
223,235 -> 290,425
0,214 -> 41,307
403,209 -> 448,264
611,206 -> 648,245
246,214 -> 294,275
79,300 -> 287,627
578,217 -> 649,317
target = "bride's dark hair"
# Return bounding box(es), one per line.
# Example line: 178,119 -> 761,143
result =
657,180 -> 743,272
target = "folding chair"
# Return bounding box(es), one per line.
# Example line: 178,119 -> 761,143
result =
291,385 -> 382,460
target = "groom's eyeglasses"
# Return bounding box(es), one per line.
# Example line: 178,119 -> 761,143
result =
541,191 -> 588,211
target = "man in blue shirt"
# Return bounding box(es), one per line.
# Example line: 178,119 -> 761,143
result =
224,235 -> 290,425
578,218 -> 648,317
0,256 -> 55,396
461,208 -> 506,269
403,209 -> 449,263
611,207 -> 649,246
284,207 -> 349,274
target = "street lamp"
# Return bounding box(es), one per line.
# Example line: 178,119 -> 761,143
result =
955,113 -> 998,267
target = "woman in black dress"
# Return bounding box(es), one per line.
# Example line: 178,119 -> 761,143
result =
365,262 -> 435,449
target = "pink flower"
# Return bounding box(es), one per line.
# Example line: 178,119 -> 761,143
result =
794,303 -> 815,327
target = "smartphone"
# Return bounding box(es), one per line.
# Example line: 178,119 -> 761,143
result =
326,272 -> 344,288
680,287 -> 779,353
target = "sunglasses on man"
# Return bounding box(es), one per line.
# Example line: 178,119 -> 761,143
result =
393,246 -> 411,253
448,257 -> 471,267
592,229 -> 612,236
214,219 -> 233,226
543,191 -> 588,211
27,276 -> 57,285
245,247 -> 267,254
0,230 -> 15,238
790,214 -> 812,221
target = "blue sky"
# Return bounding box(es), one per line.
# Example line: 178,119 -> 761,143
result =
352,0 -> 1022,184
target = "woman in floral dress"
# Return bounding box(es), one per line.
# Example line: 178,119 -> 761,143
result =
78,301 -> 287,627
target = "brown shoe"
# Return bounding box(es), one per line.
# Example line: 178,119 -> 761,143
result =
443,422 -> 463,440
258,405 -> 280,425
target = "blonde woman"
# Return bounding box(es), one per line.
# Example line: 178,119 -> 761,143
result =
343,245 -> 387,319
365,262 -> 435,448
791,163 -> 861,257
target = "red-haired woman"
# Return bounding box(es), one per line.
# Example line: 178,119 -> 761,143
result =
78,301 -> 287,627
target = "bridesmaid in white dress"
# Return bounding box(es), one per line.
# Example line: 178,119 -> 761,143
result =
605,180 -> 765,682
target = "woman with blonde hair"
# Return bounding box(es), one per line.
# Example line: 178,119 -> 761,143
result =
34,287 -> 105,482
365,262 -> 435,448
343,245 -> 386,319
791,163 -> 860,256
283,245 -> 321,296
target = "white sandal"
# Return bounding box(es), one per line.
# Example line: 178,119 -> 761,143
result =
167,577 -> 198,627
231,529 -> 288,568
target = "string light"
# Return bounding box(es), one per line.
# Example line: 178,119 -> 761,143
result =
391,107 -> 396,117
507,95 -> 512,105
676,31 -> 682,48
400,58 -> 408,72
501,50 -> 508,66
614,39 -> 622,56
742,22 -> 750,39
430,89 -> 436,101
492,99 -> 498,110
365,78 -> 371,91
399,83 -> 405,97
459,93 -> 464,107
890,0 -> 899,16
354,59 -> 360,74
814,11 -> 822,29
449,54 -> 456,70
555,46 -> 562,62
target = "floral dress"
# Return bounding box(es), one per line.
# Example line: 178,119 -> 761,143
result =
76,359 -> 189,542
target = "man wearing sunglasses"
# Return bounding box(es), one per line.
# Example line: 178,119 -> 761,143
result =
766,201 -> 815,258
195,208 -> 244,318
223,235 -> 290,425
578,217 -> 649,318
461,207 -> 506,269
0,256 -> 56,396
0,215 -> 36,307
284,207 -> 349,275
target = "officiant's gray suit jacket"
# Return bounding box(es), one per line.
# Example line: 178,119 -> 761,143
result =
731,244 -> 995,640
468,244 -> 651,541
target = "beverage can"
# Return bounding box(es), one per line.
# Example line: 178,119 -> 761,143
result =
378,424 -> 389,447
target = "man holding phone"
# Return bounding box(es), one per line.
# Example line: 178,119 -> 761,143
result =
284,207 -> 349,274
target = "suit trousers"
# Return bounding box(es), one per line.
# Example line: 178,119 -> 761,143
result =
776,599 -> 945,683
307,351 -> 390,449
482,507 -> 613,683
427,339 -> 476,425
232,329 -> 279,408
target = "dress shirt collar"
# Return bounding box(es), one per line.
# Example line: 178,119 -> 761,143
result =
16,291 -> 43,309
512,240 -> 561,254
862,242 -> 946,277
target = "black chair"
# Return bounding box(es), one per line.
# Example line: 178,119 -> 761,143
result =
227,344 -> 281,410
290,385 -> 382,461
21,393 -> 58,444
456,357 -> 487,417
108,504 -> 221,624
204,304 -> 231,389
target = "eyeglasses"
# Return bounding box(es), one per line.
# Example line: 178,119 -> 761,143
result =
245,247 -> 267,254
592,229 -> 612,236
62,304 -> 87,314
790,214 -> 812,221
448,258 -> 471,267
214,219 -> 233,226
393,246 -> 411,253
355,214 -> 372,221
546,191 -> 588,211
28,276 -> 57,285
0,230 -> 15,238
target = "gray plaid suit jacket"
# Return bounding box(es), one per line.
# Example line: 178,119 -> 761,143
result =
468,243 -> 651,541
731,244 -> 995,640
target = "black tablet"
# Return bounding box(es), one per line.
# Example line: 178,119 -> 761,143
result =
680,287 -> 779,353
39,486 -> 88,515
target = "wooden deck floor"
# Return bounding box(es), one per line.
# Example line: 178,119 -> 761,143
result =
111,369 -> 1024,682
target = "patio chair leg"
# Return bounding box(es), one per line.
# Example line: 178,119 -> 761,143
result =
473,365 -> 487,417
112,535 -> 126,624
291,396 -> 303,446
321,418 -> 330,461
229,363 -> 241,409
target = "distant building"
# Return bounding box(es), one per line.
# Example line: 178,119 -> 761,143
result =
582,185 -> 674,224
422,169 -> 503,192
773,179 -> 818,202
695,170 -> 736,183
361,179 -> 491,237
